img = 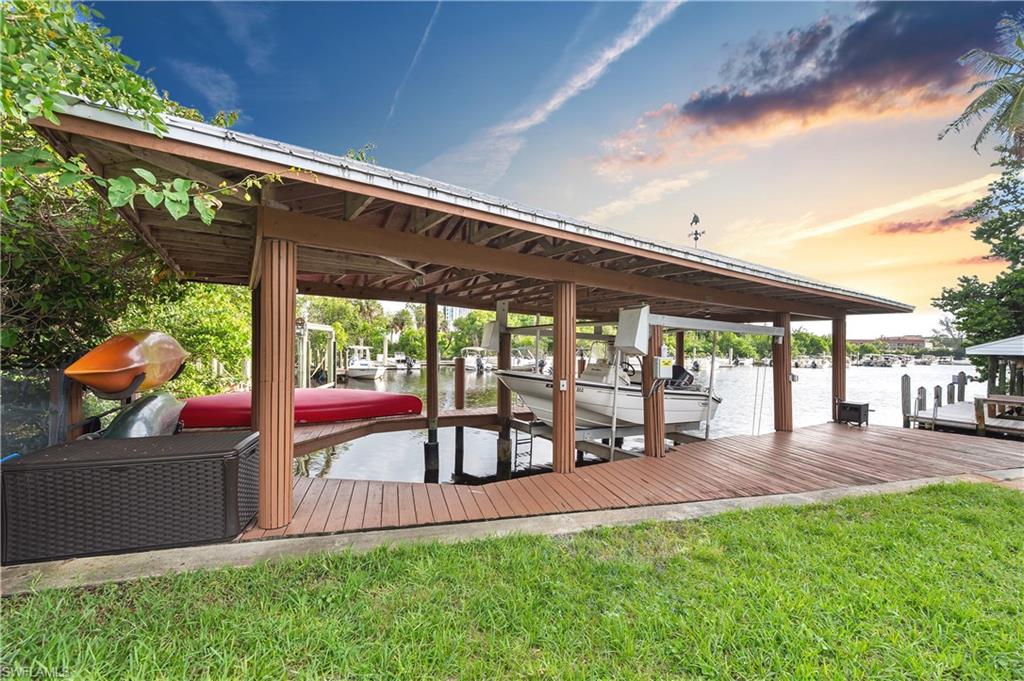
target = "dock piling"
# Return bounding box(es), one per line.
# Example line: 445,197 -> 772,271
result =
901,374 -> 911,428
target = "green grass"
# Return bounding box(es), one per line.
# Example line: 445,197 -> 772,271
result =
3,483 -> 1023,680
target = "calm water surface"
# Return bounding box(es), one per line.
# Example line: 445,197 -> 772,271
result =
296,364 -> 983,483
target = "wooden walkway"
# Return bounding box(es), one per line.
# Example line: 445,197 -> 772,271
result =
241,423 -> 1023,541
293,406 -> 531,456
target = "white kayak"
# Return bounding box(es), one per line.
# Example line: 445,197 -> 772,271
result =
495,363 -> 720,429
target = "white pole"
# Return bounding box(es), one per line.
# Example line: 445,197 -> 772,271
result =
534,313 -> 542,372
704,331 -> 718,440
609,348 -> 622,461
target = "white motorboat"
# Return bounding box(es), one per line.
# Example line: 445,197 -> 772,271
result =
496,361 -> 721,429
510,349 -> 536,369
460,346 -> 496,372
344,345 -> 386,380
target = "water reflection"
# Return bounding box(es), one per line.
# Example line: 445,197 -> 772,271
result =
295,364 -> 982,484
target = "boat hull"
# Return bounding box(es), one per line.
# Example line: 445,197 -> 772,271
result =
496,371 -> 719,428
346,366 -> 386,380
65,330 -> 190,394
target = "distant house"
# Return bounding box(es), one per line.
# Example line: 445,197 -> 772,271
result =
849,335 -> 933,350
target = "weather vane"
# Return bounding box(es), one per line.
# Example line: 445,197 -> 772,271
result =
687,213 -> 705,248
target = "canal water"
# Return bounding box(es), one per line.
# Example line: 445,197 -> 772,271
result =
296,364 -> 983,483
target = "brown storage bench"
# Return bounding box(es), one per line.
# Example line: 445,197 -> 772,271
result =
2,431 -> 258,565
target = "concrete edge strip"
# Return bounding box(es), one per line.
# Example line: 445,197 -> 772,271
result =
3,471 -> 1020,596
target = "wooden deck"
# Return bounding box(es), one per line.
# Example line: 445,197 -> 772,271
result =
242,423 -> 1023,541
293,406 -> 532,456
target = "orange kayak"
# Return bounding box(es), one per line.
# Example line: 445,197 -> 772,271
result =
65,330 -> 190,394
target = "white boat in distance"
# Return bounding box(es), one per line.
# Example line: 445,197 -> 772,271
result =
461,346 -> 496,372
496,362 -> 721,429
344,345 -> 386,380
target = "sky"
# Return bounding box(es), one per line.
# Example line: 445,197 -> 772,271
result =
93,1 -> 1014,338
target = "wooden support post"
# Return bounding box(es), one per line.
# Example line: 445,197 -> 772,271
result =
67,381 -> 84,440
957,371 -> 967,402
947,383 -> 955,405
250,284 -> 261,431
674,331 -> 686,366
934,385 -> 943,408
831,317 -> 846,421
497,327 -> 512,479
424,294 -> 439,483
454,357 -> 466,408
642,325 -> 666,456
552,282 -> 576,474
772,312 -> 793,432
901,374 -> 912,428
256,238 -> 296,530
917,386 -> 927,414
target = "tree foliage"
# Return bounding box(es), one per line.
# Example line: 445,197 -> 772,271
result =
940,15 -> 1024,156
933,155 -> 1024,373
117,284 -> 251,397
0,121 -> 180,365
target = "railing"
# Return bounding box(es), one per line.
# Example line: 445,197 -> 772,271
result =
974,394 -> 1024,435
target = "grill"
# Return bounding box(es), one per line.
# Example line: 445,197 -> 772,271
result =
2,431 -> 258,565
836,401 -> 870,427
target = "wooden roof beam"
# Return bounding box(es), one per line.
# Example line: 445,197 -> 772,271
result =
260,208 -> 840,318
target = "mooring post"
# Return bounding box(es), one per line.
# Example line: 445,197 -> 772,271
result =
974,397 -> 987,435
947,383 -> 955,406
934,385 -> 943,408
453,357 -> 465,476
957,371 -> 967,402
901,374 -> 911,428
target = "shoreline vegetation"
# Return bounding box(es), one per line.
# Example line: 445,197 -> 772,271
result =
3,483 -> 1021,679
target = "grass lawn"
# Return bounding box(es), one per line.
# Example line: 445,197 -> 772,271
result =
3,482 -> 1023,679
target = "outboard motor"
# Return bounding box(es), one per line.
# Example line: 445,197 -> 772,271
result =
669,364 -> 695,388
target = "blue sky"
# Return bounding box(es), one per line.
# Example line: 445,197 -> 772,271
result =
95,1 -> 1012,336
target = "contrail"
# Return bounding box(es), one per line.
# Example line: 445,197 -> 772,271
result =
387,1 -> 442,121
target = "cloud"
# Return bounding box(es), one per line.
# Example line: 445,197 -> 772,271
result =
873,213 -> 969,235
388,2 -> 442,121
582,170 -> 709,223
956,255 -> 1003,266
421,1 -> 682,188
797,174 -> 994,243
167,59 -> 240,112
213,3 -> 275,72
596,2 -> 1012,179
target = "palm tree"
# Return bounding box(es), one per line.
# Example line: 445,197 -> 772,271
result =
940,16 -> 1024,157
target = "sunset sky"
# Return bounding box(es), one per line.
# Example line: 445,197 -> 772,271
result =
94,1 -> 1012,337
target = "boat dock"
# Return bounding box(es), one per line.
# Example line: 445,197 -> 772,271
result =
242,422 -> 1023,541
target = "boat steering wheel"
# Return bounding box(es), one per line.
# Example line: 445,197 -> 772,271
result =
619,361 -> 636,377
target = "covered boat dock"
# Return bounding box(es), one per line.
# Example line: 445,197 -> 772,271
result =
35,98 -> 921,533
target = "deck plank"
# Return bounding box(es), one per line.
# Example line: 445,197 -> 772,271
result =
238,423 -> 1022,542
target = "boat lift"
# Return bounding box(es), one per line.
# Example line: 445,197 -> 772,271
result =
497,306 -> 785,463
296,319 -> 337,389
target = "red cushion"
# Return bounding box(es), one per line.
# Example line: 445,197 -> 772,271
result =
180,388 -> 423,429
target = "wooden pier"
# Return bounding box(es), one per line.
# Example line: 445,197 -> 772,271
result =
240,423 -> 1023,541
903,371 -> 1024,438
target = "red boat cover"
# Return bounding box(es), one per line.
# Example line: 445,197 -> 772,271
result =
180,388 -> 423,429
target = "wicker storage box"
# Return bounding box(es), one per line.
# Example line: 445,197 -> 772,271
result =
2,431 -> 258,565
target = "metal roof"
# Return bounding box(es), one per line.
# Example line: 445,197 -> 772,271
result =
965,334 -> 1024,357
52,96 -> 912,315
